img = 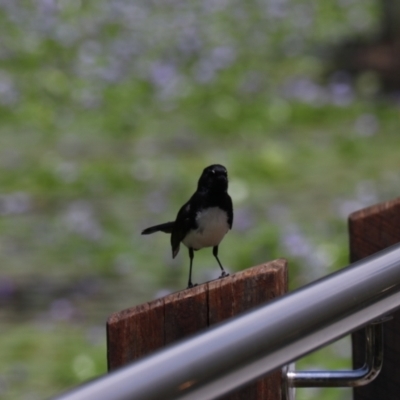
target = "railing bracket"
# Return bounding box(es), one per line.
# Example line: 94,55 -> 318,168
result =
282,320 -> 387,399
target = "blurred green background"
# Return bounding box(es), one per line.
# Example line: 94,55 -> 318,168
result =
0,1 -> 399,399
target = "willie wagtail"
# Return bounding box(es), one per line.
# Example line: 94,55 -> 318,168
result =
141,164 -> 233,288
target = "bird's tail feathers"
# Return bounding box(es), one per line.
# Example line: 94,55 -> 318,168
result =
141,222 -> 174,235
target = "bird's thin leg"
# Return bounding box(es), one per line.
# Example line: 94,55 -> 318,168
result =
187,247 -> 196,288
213,246 -> 229,278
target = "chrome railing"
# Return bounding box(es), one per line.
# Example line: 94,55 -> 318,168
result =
53,242 -> 400,400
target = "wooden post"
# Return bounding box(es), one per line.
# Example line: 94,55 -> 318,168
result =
107,258 -> 288,400
349,197 -> 400,400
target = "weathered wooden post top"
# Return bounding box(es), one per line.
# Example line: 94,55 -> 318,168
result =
350,197 -> 400,400
107,259 -> 288,400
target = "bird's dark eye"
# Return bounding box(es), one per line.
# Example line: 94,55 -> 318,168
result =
211,170 -> 215,174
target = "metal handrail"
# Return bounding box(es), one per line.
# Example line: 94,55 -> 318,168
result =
53,242 -> 400,400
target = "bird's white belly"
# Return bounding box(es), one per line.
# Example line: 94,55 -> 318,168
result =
182,207 -> 229,250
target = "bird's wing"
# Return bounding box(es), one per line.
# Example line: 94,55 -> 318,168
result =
226,194 -> 233,229
170,197 -> 197,258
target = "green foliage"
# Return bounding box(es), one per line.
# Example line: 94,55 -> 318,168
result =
0,324 -> 106,399
0,1 -> 396,399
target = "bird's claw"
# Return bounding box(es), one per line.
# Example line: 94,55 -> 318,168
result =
219,271 -> 229,278
187,283 -> 198,289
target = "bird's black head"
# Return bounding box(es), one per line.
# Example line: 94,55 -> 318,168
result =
197,164 -> 228,192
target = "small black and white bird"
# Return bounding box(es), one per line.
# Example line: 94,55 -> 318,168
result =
142,164 -> 233,288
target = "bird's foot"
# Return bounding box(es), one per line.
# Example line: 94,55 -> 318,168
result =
219,271 -> 229,279
187,282 -> 198,289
